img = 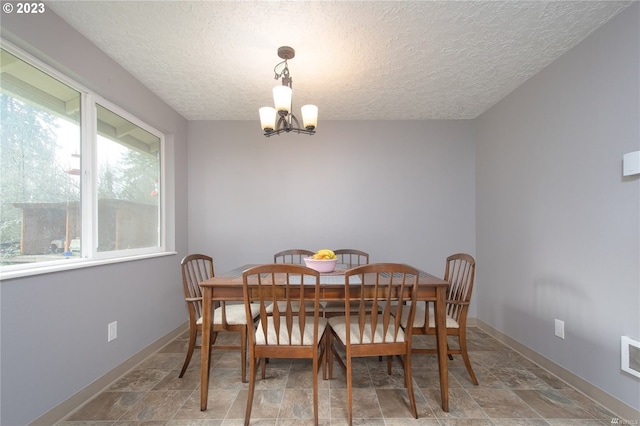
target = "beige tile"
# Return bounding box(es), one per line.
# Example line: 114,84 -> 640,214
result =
556,389 -> 617,420
545,420 -> 609,425
278,388 -> 330,420
172,388 -> 238,420
330,387 -> 382,420
439,420 -> 501,426
207,368 -> 249,390
109,369 -> 171,392
513,389 -> 593,419
412,367 -> 463,389
152,369 -> 200,391
490,367 -> 554,390
326,364 -> 373,389
66,391 -> 145,421
449,365 -> 505,389
491,419 -> 550,425
369,365 -> 413,389
285,364 -> 330,389
376,388 -> 435,419
525,367 -> 572,390
136,353 -> 186,370
425,388 -> 488,419
226,388 -> 284,420
117,390 -> 192,421
466,388 -> 540,419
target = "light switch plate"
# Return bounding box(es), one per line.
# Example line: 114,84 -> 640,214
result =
623,151 -> 640,176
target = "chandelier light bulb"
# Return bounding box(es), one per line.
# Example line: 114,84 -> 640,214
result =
273,86 -> 292,115
259,106 -> 276,132
301,105 -> 318,130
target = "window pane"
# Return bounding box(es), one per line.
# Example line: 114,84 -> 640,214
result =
96,104 -> 161,252
0,49 -> 82,265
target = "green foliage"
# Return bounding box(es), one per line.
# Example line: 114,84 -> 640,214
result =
0,94 -> 79,244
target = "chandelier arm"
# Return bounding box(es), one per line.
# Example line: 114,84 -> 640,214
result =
273,60 -> 290,81
289,113 -> 301,130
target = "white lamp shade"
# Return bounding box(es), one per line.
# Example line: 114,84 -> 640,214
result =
259,107 -> 276,131
301,104 -> 318,130
273,86 -> 292,114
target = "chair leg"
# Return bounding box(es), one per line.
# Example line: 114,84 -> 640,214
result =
313,351 -> 319,425
328,332 -> 334,379
346,351 -> 353,426
179,325 -> 197,378
244,354 -> 257,426
458,331 -> 479,385
321,330 -> 328,380
404,350 -> 418,418
240,327 -> 247,383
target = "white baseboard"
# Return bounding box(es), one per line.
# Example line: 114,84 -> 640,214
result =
29,322 -> 188,426
474,318 -> 640,422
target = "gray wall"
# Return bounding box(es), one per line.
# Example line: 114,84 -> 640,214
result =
187,119 -> 476,282
0,10 -> 189,426
476,3 -> 639,411
2,2 -> 638,424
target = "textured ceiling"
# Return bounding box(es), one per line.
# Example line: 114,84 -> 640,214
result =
47,1 -> 632,121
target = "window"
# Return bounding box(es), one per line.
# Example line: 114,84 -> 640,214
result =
0,45 -> 167,278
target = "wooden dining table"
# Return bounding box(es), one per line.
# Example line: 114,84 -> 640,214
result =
198,264 -> 451,412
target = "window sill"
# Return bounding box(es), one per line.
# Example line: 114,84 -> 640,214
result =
0,251 -> 177,281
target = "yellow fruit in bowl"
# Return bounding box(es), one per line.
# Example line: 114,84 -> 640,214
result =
313,249 -> 336,260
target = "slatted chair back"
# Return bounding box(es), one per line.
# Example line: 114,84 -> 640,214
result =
333,248 -> 369,268
181,254 -> 213,322
273,249 -> 315,264
444,253 -> 476,323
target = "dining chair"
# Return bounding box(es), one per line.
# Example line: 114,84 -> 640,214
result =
242,263 -> 328,426
333,248 -> 369,267
323,249 -> 370,318
401,253 -> 478,385
179,254 -> 260,382
273,248 -> 315,264
272,249 -> 317,313
328,263 -> 420,425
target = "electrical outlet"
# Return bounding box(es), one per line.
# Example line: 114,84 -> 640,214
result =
108,321 -> 117,342
554,319 -> 564,339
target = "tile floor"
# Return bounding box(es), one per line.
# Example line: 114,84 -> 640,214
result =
57,328 -> 618,425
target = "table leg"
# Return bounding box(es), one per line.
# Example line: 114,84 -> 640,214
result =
200,286 -> 212,411
435,286 -> 449,412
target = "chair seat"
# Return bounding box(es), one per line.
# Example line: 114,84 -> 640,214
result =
400,305 -> 460,329
328,315 -> 405,344
256,316 -> 327,345
266,301 -> 317,313
197,303 -> 261,326
322,300 -> 379,313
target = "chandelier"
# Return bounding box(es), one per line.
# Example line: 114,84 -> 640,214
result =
259,46 -> 318,137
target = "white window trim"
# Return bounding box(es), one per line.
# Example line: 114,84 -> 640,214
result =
0,40 -> 176,281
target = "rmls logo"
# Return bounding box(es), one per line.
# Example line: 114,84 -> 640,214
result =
612,418 -> 640,425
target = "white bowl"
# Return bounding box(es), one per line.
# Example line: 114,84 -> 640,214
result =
303,257 -> 337,273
